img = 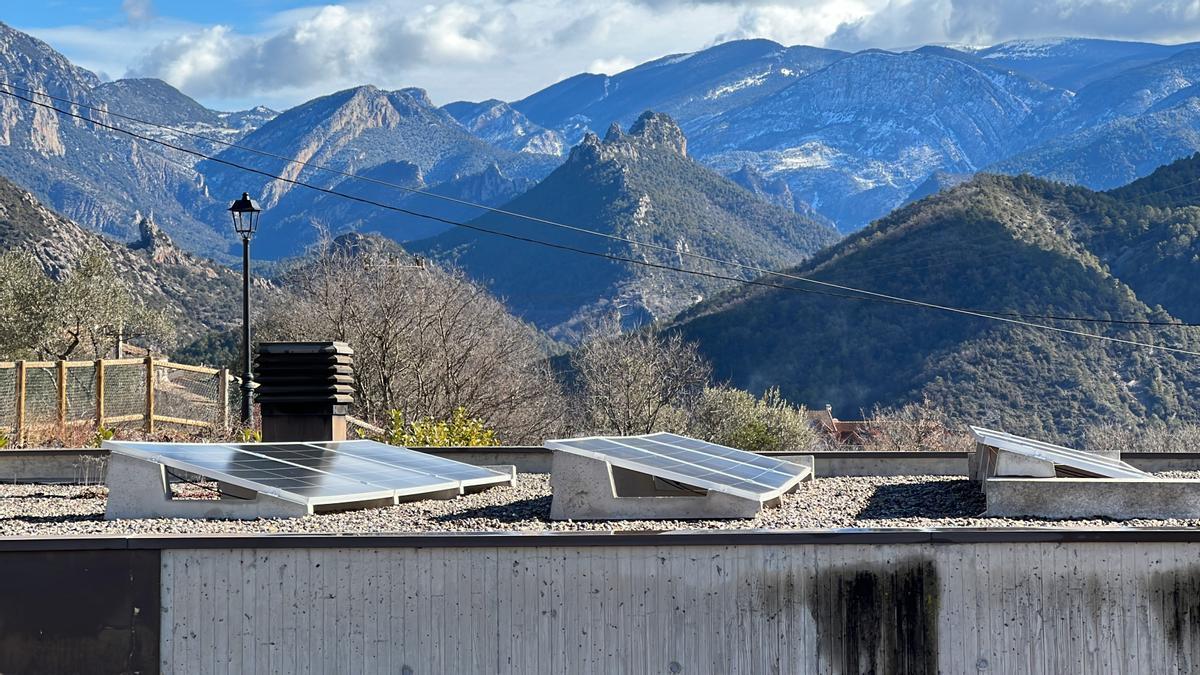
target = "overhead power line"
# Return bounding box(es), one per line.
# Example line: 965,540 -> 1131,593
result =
3,85 -> 1200,357
4,81 -> 1196,329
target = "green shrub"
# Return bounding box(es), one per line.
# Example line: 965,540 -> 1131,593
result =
385,407 -> 500,447
685,386 -> 818,453
90,425 -> 115,448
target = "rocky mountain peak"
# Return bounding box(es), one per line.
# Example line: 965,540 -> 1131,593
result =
399,87 -> 434,107
128,211 -> 196,268
566,113 -> 690,167
131,211 -> 168,248
627,112 -> 687,156
569,131 -> 604,164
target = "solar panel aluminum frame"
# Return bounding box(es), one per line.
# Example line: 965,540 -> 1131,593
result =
969,426 -> 1151,480
544,435 -> 808,502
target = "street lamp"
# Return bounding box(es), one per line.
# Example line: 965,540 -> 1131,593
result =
228,192 -> 261,425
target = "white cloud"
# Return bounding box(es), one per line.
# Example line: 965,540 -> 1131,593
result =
116,0 -> 740,107
827,0 -> 1200,51
717,2 -> 882,47
24,0 -> 1200,110
587,56 -> 638,75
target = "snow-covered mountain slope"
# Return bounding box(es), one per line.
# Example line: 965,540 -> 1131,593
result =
513,39 -> 847,144
972,37 -> 1200,91
690,49 -> 1070,230
443,99 -> 565,156
197,85 -> 559,257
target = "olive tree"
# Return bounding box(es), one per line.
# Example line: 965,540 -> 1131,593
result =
0,249 -> 173,360
686,386 -> 819,453
260,236 -> 566,444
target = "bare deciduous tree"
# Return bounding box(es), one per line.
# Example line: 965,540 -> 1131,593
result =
260,235 -> 566,443
1084,422 -> 1200,454
572,317 -> 711,435
855,397 -> 974,452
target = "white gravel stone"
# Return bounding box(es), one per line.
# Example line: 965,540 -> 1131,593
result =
1,473 -> 1198,536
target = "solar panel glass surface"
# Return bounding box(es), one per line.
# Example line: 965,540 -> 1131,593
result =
969,426 -> 1150,479
233,444 -> 460,495
310,440 -> 509,486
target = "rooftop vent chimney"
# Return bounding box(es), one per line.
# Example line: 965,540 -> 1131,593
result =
256,342 -> 354,442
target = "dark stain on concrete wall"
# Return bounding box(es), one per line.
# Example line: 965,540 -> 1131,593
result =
0,549 -> 159,674
810,557 -> 940,674
1149,566 -> 1200,670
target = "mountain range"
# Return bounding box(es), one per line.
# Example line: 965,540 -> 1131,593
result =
669,157 -> 1200,438
8,22 -> 1200,249
413,113 -> 838,339
10,21 -> 1200,251
5,21 -> 1200,431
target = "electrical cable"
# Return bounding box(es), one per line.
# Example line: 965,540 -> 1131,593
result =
4,86 -> 1200,356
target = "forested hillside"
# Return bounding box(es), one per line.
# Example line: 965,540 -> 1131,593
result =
670,171 -> 1200,438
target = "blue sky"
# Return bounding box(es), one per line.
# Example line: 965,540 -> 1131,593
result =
12,1 -> 1200,112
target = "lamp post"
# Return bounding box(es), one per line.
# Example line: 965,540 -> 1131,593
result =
228,192 -> 261,425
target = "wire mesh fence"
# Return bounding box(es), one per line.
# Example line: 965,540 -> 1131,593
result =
23,364 -> 57,435
153,363 -> 228,430
0,358 -> 237,446
0,367 -> 13,432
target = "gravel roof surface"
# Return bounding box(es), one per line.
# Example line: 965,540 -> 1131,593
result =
3,472 -> 1200,536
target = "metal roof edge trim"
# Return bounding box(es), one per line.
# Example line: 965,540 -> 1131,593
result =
4,528 -> 1200,551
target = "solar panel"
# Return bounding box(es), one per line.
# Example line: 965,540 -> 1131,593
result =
545,433 -> 808,500
107,442 -> 395,506
106,440 -> 511,507
969,426 -> 1151,480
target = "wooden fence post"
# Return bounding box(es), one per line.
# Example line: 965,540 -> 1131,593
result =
95,359 -> 105,429
56,360 -> 67,438
218,367 -> 230,430
14,361 -> 25,446
144,356 -> 155,434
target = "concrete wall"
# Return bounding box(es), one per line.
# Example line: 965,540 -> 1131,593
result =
774,451 -> 968,476
429,448 -> 970,476
8,532 -> 1200,672
985,477 -> 1200,519
150,533 -> 1200,674
1124,453 -> 1200,472
0,548 -> 158,673
9,448 -> 1200,485
425,447 -> 554,473
0,449 -> 108,483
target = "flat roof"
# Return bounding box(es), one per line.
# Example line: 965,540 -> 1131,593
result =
3,473 -> 1200,543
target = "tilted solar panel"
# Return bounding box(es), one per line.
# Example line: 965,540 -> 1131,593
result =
969,426 -> 1150,480
106,440 -> 511,507
108,442 -> 395,505
544,433 -> 808,500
